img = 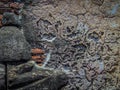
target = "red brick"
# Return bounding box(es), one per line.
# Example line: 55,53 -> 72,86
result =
31,48 -> 45,54
0,15 -> 3,20
0,21 -> 2,27
9,2 -> 20,9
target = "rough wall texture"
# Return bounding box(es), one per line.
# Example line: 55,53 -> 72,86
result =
0,0 -> 120,90
24,0 -> 120,90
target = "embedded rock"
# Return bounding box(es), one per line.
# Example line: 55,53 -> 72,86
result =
2,12 -> 22,28
0,26 -> 31,61
22,22 -> 37,44
7,61 -> 68,90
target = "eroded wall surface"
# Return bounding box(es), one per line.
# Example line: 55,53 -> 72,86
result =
25,0 -> 120,90
0,0 -> 119,90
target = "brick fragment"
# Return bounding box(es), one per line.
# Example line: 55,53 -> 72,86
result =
0,21 -> 2,27
0,15 -> 3,20
0,15 -> 3,27
32,55 -> 45,60
9,2 -> 20,9
31,48 -> 45,54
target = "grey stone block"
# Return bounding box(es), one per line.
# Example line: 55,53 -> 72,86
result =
0,26 -> 31,61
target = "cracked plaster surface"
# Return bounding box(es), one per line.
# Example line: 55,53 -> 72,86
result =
24,0 -> 120,90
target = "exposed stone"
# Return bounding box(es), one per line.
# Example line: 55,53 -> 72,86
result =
0,26 -> 31,61
7,61 -> 68,90
2,12 -> 22,28
0,0 -> 120,90
22,23 -> 37,44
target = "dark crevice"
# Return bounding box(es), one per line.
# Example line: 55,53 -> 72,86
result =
4,63 -> 8,90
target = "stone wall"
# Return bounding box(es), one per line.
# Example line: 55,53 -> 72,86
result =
25,0 -> 120,90
0,0 -> 120,90
0,0 -> 68,90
